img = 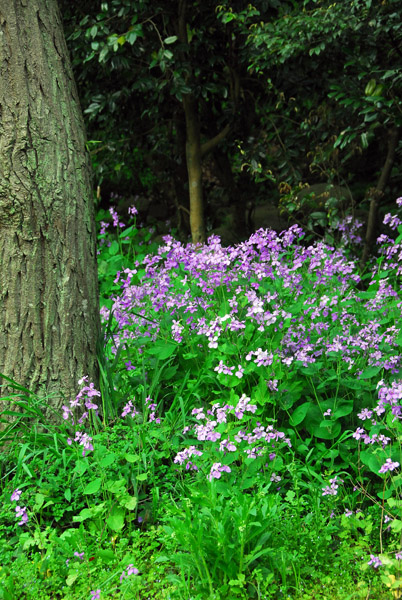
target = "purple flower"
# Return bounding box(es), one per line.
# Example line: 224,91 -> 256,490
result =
174,446 -> 203,465
368,555 -> 382,569
15,505 -> 28,526
74,552 -> 84,560
383,212 -> 402,230
219,439 -> 237,452
127,564 -> 139,576
322,476 -> 342,496
11,489 -> 22,502
120,564 -> 139,581
395,552 -> 402,560
121,400 -> 138,418
235,365 -> 244,378
209,462 -> 231,481
379,458 -> 399,474
62,405 -> 73,421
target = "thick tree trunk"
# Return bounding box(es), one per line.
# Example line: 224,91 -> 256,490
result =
0,0 -> 100,409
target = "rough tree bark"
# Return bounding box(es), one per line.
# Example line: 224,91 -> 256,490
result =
0,0 -> 100,409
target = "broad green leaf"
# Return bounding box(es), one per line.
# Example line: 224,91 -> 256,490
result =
389,519 -> 402,532
148,343 -> 176,359
105,479 -> 126,493
98,549 -> 115,562
66,572 -> 78,586
100,453 -> 116,467
34,493 -> 45,510
333,401 -> 354,418
289,402 -> 311,426
136,473 -> 148,481
73,508 -> 93,522
360,450 -> 386,475
300,362 -> 323,375
359,366 -> 382,379
313,421 -> 341,439
123,495 -> 137,510
107,506 -> 125,532
83,478 -> 102,495
125,453 -> 139,463
73,460 -> 88,475
108,240 -> 119,256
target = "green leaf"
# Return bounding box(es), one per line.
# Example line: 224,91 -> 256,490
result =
66,572 -> 79,586
359,366 -> 382,379
300,362 -> 323,375
100,453 -> 116,467
73,508 -> 93,522
333,401 -> 354,418
99,45 -> 109,63
107,506 -> 125,532
136,473 -> 148,481
360,450 -> 386,475
123,495 -> 137,510
83,478 -> 102,495
126,31 -> 138,44
109,240 -> 119,256
34,493 -> 45,510
164,36 -> 177,44
312,421 -> 341,439
105,479 -> 126,493
289,402 -> 311,426
73,460 -> 88,475
148,343 -> 176,359
389,519 -> 402,532
64,489 -> 72,502
98,549 -> 115,563
125,453 -> 139,463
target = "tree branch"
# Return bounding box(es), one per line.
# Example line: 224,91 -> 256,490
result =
200,123 -> 231,158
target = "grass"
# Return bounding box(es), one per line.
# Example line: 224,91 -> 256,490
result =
1,201 -> 402,599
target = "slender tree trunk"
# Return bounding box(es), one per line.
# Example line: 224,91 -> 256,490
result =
0,0 -> 100,409
183,94 -> 205,244
360,126 -> 399,270
177,0 -> 231,245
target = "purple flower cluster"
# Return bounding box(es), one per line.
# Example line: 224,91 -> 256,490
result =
353,378 -> 402,472
10,489 -> 28,526
175,396 -> 291,479
209,463 -> 231,481
120,563 -> 139,582
104,216 -> 387,369
368,554 -> 382,569
379,458 -> 399,474
322,476 -> 343,497
121,396 -> 161,424
67,431 -> 94,457
62,376 -> 100,427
